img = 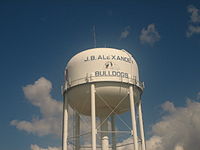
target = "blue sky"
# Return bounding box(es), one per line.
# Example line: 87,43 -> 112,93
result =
0,1 -> 200,150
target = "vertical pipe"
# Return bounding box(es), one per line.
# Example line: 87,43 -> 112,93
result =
102,136 -> 109,150
111,115 -> 116,150
100,117 -> 109,150
129,86 -> 139,150
91,84 -> 96,150
138,100 -> 146,150
75,112 -> 80,150
62,92 -> 68,150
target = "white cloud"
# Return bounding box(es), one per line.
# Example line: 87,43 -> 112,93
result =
186,5 -> 200,37
161,101 -> 176,113
31,144 -> 61,150
146,136 -> 163,150
186,25 -> 200,37
139,24 -> 160,45
147,95 -> 200,150
10,77 -> 63,136
120,26 -> 131,39
188,5 -> 200,23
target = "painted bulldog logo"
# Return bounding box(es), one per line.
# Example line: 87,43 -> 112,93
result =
105,61 -> 113,69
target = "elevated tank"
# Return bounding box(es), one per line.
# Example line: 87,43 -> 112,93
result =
64,48 -> 143,117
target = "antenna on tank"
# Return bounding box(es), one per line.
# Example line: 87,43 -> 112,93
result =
93,25 -> 97,48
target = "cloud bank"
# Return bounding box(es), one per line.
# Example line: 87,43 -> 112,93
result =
186,5 -> 200,37
10,77 -> 63,136
146,97 -> 200,150
139,24 -> 160,45
115,93 -> 200,150
10,77 -> 96,149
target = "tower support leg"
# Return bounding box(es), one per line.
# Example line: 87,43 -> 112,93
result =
129,86 -> 139,150
62,93 -> 68,150
91,84 -> 96,150
102,136 -> 109,150
138,100 -> 146,150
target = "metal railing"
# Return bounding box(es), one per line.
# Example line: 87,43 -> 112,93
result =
64,74 -> 144,91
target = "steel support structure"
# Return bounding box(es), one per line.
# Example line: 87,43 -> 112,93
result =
62,92 -> 68,150
91,84 -> 97,150
138,100 -> 146,150
62,84 -> 146,150
129,86 -> 139,150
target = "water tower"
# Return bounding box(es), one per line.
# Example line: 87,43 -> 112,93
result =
62,48 -> 146,150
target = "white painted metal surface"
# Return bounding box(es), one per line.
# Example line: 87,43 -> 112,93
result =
129,86 -> 139,150
64,48 -> 143,116
65,48 -> 139,88
138,101 -> 146,150
91,84 -> 96,150
62,94 -> 68,150
102,136 -> 109,150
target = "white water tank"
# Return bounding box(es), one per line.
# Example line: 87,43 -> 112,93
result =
64,48 -> 143,117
